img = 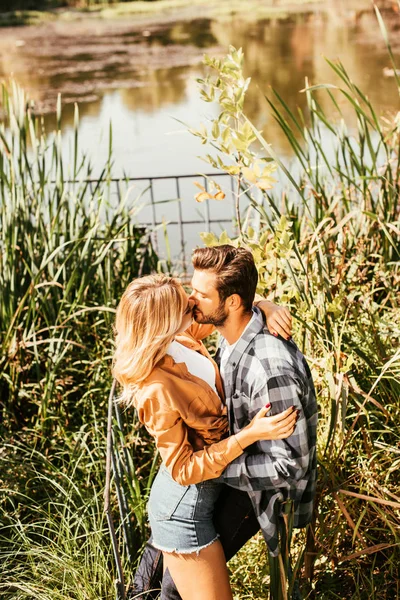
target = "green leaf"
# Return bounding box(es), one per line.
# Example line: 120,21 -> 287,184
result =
199,231 -> 219,247
241,166 -> 257,183
232,135 -> 249,152
200,89 -> 212,102
300,83 -> 338,93
247,226 -> 255,239
222,127 -> 231,145
219,231 -> 232,244
241,120 -> 256,142
211,120 -> 220,139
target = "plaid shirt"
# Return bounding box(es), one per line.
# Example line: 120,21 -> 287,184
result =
217,308 -> 318,557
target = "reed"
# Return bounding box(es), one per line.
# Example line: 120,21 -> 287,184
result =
2,6 -> 400,596
0,81 -> 158,434
194,10 -> 400,597
0,434 -> 114,599
0,81 -> 159,597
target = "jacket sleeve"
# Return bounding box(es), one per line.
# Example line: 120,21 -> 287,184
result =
221,374 -> 314,492
137,395 -> 243,485
186,322 -> 216,341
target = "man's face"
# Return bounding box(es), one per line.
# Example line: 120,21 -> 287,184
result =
189,269 -> 229,327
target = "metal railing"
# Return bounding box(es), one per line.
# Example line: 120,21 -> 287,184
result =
129,172 -> 237,273
68,172 -> 244,274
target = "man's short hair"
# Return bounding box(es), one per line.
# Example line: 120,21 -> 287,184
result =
192,245 -> 258,312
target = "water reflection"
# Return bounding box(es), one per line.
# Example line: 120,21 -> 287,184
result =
0,17 -> 218,113
1,8 -> 399,263
0,11 -> 399,170
119,67 -> 189,113
144,19 -> 218,48
0,12 -> 398,164
210,15 -> 399,150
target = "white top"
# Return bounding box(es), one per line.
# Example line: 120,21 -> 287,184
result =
220,312 -> 258,383
167,340 -> 218,394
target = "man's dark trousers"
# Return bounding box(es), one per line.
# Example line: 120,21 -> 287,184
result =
130,485 -> 260,599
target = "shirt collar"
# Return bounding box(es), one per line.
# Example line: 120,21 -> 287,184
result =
221,307 -> 265,370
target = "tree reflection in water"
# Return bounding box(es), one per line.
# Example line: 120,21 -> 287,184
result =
0,9 -> 399,171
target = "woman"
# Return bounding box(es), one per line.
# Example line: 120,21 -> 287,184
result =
113,274 -> 295,600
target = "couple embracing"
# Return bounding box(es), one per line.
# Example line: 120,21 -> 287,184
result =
113,244 -> 318,599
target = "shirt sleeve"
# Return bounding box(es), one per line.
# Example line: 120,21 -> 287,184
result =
221,374 -> 312,492
137,395 -> 244,486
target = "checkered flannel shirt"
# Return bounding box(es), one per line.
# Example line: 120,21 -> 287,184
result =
217,308 -> 318,557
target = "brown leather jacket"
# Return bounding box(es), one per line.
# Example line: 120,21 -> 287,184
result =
134,322 -> 244,485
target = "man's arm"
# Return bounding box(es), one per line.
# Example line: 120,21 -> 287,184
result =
221,374 -> 314,492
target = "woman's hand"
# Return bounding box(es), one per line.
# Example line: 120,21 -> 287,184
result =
236,404 -> 298,448
257,300 -> 292,340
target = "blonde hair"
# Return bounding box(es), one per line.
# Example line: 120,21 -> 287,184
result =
113,274 -> 185,405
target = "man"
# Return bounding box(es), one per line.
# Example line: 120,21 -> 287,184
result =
131,245 -> 318,599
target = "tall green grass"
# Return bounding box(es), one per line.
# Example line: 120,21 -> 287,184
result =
0,81 -> 159,597
0,436 -> 113,599
2,7 -> 400,596
193,14 -> 400,597
0,408 -> 160,598
0,81 -> 158,433
256,50 -> 400,597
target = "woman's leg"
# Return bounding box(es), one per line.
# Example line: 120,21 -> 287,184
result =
163,539 -> 233,600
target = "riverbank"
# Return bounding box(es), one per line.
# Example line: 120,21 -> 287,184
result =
0,0 -> 383,27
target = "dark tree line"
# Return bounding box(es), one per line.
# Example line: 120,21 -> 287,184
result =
0,0 -> 148,12
0,0 -> 394,14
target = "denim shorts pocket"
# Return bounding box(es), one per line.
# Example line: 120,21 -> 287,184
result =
148,466 -> 190,522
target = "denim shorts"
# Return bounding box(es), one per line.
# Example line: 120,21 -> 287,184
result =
147,464 -> 223,554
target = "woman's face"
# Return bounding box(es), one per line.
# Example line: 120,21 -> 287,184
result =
175,285 -> 195,334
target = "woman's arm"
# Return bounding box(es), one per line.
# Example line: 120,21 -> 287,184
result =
137,396 -> 297,486
256,299 -> 293,340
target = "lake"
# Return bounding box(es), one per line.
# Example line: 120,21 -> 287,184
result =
1,5 -> 399,265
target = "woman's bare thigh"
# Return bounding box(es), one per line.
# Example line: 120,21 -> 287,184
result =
163,539 -> 233,600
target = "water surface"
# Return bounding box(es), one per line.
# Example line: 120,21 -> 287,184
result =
1,11 -> 399,175
1,9 -> 399,263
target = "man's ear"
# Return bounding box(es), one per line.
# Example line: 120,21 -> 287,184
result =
226,294 -> 243,312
